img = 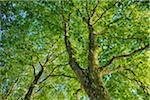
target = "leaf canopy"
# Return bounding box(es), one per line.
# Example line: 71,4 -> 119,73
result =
0,0 -> 149,99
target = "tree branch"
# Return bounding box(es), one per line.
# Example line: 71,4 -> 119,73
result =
87,2 -> 118,73
71,0 -> 87,23
107,17 -> 123,27
38,65 -> 59,84
101,66 -> 149,95
77,8 -> 87,22
90,0 -> 100,18
38,73 -> 76,85
48,74 -> 77,79
121,73 -> 150,95
100,44 -> 149,69
44,51 -> 50,66
100,65 -> 124,77
87,17 -> 99,72
61,0 -> 84,78
35,84 -> 52,94
32,64 -> 36,76
93,2 -> 117,25
24,62 -> 44,100
4,78 -> 19,100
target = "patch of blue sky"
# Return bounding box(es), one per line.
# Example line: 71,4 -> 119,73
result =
19,10 -> 27,18
8,15 -> 16,22
2,14 -> 6,19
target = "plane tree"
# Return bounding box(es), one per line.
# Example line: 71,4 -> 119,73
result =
0,0 -> 149,100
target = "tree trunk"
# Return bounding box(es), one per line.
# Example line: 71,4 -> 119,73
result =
62,7 -> 111,99
78,71 -> 111,100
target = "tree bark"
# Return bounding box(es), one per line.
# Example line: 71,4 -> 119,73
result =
82,72 -> 111,100
24,64 -> 43,100
83,17 -> 111,99
61,2 -> 111,99
63,20 -> 111,100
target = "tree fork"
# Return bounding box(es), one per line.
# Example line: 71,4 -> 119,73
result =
62,1 -> 111,99
86,17 -> 111,99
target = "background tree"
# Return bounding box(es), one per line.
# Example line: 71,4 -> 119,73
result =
0,0 -> 149,100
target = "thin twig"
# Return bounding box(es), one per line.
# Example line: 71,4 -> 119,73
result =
85,0 -> 90,18
49,74 -> 76,79
93,2 -> 117,25
43,40 -> 59,66
39,61 -> 44,69
71,0 -> 87,23
90,0 -> 100,18
121,74 -> 149,95
38,65 -> 60,84
4,78 -> 19,99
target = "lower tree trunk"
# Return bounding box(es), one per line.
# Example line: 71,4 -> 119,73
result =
81,72 -> 111,100
84,81 -> 111,100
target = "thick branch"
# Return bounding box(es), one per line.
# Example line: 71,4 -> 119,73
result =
101,44 -> 149,68
32,64 -> 36,76
64,25 -> 84,78
24,62 -> 44,100
87,20 -> 99,72
61,1 -> 84,78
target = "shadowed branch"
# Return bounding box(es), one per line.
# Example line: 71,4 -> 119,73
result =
61,0 -> 85,78
100,44 -> 149,69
